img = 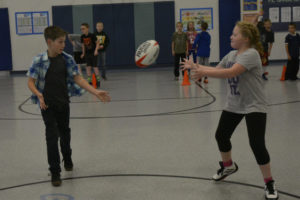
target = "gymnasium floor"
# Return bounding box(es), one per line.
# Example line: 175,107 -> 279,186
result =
0,64 -> 299,200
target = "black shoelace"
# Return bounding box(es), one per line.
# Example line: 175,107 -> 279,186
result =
266,181 -> 275,194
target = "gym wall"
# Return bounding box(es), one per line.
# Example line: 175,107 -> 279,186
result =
0,8 -> 12,71
52,2 -> 175,67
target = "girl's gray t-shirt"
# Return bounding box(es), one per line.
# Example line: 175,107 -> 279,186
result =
218,48 -> 268,114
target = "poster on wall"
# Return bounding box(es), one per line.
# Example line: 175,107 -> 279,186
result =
243,0 -> 260,12
32,12 -> 49,34
15,12 -> 32,35
15,11 -> 49,35
180,8 -> 213,31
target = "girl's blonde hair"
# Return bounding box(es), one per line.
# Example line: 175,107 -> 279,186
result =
236,21 -> 263,55
187,21 -> 195,31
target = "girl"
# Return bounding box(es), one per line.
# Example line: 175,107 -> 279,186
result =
186,21 -> 197,63
172,22 -> 188,80
182,21 -> 278,200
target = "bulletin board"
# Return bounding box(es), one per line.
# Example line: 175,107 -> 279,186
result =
262,0 -> 300,31
15,11 -> 49,35
180,8 -> 213,31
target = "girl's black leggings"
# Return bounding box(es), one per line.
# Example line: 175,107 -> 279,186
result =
215,110 -> 270,165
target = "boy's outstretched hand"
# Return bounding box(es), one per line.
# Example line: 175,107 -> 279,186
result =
95,90 -> 111,103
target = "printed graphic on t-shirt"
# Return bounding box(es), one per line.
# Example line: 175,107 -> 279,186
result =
97,35 -> 106,45
226,61 -> 240,96
83,37 -> 92,49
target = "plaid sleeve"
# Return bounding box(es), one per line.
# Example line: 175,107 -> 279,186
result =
26,56 -> 40,79
71,58 -> 80,76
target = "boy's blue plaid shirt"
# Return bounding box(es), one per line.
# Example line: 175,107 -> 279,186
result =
26,51 -> 85,105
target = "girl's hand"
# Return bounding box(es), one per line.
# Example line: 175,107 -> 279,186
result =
191,66 -> 205,80
181,56 -> 197,71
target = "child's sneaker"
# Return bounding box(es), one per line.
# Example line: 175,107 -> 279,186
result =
204,78 -> 208,84
63,157 -> 73,171
265,180 -> 279,200
262,73 -> 268,80
212,161 -> 239,181
51,173 -> 62,187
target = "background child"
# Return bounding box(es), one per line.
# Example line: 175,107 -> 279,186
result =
186,21 -> 197,63
258,19 -> 274,80
94,21 -> 110,80
172,21 -> 188,80
80,23 -> 100,86
192,22 -> 211,83
68,33 -> 83,75
285,22 -> 300,81
27,26 -> 110,187
182,21 -> 278,200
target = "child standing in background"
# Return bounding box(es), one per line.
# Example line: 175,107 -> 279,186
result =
172,22 -> 188,80
80,23 -> 100,87
95,21 -> 110,80
193,22 -> 211,83
186,21 -> 197,63
258,19 -> 274,80
68,33 -> 83,75
285,22 -> 300,80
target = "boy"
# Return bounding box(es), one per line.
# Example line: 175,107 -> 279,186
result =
95,21 -> 110,80
27,26 -> 111,187
285,22 -> 300,80
258,19 -> 274,80
80,23 -> 100,87
172,21 -> 188,80
68,33 -> 83,75
192,22 -> 211,84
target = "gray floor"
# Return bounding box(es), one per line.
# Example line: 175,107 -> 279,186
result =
0,64 -> 299,200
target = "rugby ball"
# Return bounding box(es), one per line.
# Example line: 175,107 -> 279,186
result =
135,40 -> 160,67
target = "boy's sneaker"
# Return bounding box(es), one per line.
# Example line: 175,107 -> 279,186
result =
262,74 -> 268,80
51,173 -> 62,187
265,180 -> 279,200
63,157 -> 73,171
212,161 -> 239,181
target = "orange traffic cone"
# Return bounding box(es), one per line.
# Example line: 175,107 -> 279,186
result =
181,70 -> 191,86
92,73 -> 97,88
280,65 -> 287,81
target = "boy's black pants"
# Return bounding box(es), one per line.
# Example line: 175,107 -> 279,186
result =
286,57 -> 299,80
41,103 -> 72,174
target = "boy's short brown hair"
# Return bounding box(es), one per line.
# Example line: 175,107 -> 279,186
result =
289,22 -> 296,28
201,22 -> 208,30
44,26 -> 67,41
81,23 -> 89,28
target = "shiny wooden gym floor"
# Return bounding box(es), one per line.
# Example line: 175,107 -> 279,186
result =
0,64 -> 299,200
